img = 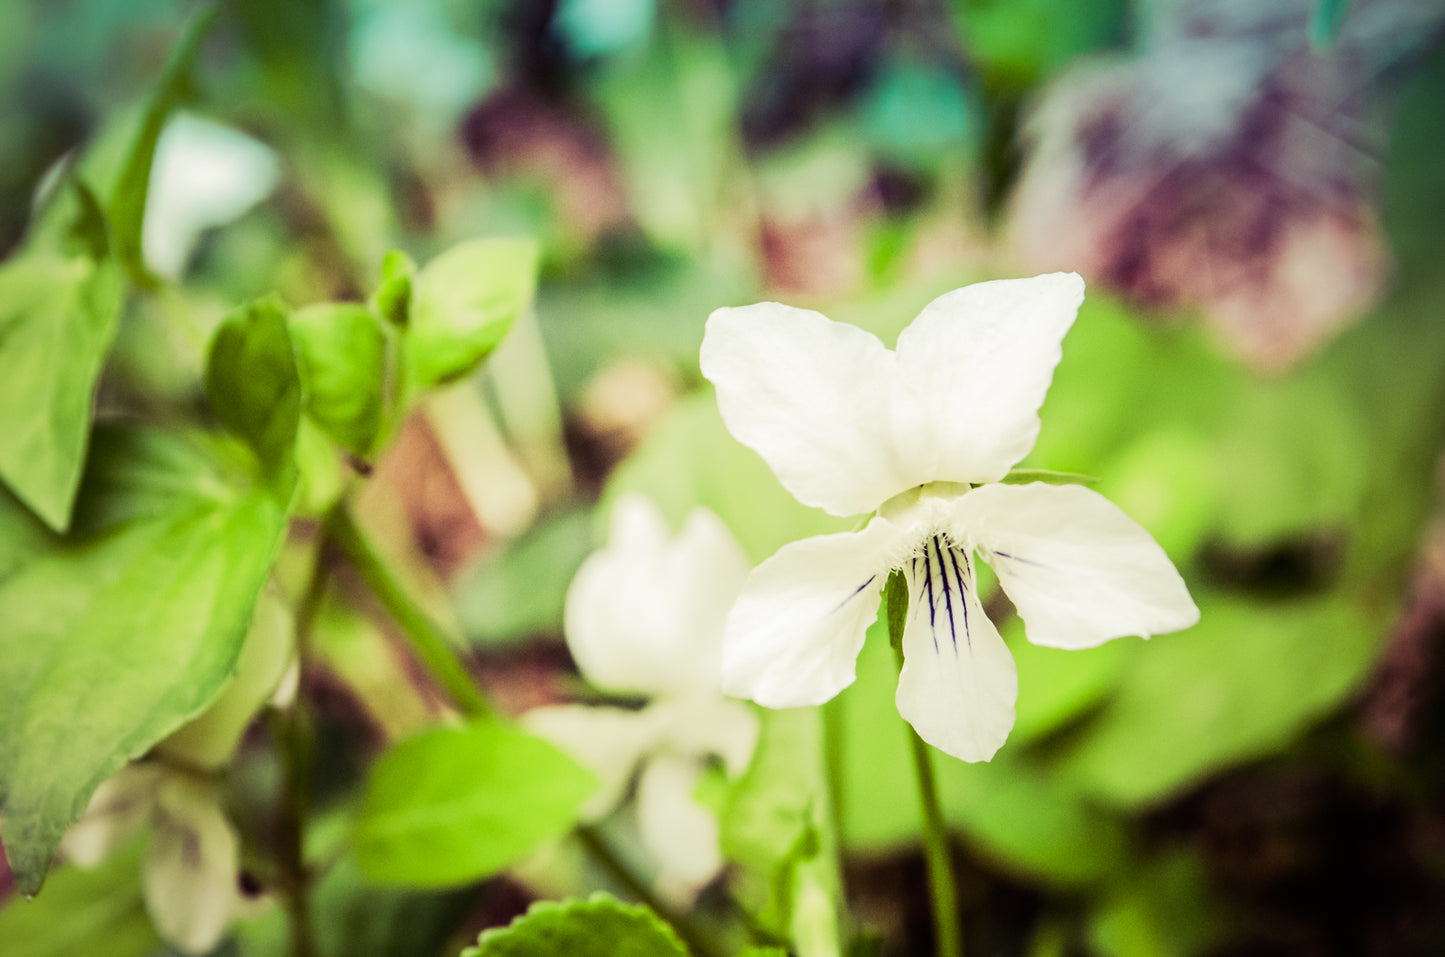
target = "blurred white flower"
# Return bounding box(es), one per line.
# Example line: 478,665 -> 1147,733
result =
63,763 -> 267,954
699,273 -> 1199,762
143,112 -> 279,280
524,493 -> 757,904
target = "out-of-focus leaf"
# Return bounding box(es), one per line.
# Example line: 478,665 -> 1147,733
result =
454,508 -> 593,647
1058,591 -> 1379,806
290,301 -> 387,457
1093,429 -> 1217,561
1209,374 -> 1367,548
952,0 -> 1127,88
721,707 -> 836,937
0,839 -> 159,957
107,3 -> 219,288
590,20 -> 739,250
461,893 -> 690,957
1309,0 -> 1351,51
0,425 -> 291,894
354,720 -> 594,888
373,248 -> 416,328
1008,621 -> 1126,745
205,298 -> 302,486
0,246 -> 121,530
235,852 -> 474,957
860,57 -> 975,165
404,238 -> 537,394
157,586 -> 294,770
839,614 -> 1129,885
1087,850 -> 1228,957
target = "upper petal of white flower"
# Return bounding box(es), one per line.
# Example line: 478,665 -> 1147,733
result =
701,274 -> 1085,516
956,482 -> 1200,649
565,494 -> 751,698
894,273 -> 1085,484
721,516 -> 906,707
894,535 -> 1018,762
700,302 -> 910,517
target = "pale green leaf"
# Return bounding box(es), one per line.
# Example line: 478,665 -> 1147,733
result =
1058,591 -> 1380,806
453,507 -> 593,647
0,426 -> 290,895
205,298 -> 302,485
373,248 -> 416,328
405,238 -> 537,393
290,301 -> 387,456
0,251 -> 122,531
0,839 -> 160,957
107,3 -> 219,288
461,893 -> 690,957
355,720 -> 595,888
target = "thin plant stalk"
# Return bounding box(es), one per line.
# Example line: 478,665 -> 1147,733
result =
324,504 -> 494,720
885,572 -> 964,957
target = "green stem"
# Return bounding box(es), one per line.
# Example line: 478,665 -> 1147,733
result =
324,504 -> 494,720
885,573 -> 964,957
575,824 -> 724,957
270,527 -> 333,957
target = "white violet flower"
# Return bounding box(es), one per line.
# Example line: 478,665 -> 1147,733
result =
699,272 -> 1200,763
524,494 -> 758,903
62,763 -> 267,954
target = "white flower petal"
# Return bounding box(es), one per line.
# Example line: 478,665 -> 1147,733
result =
635,754 -> 722,905
522,703 -> 661,820
62,763 -> 163,868
565,495 -> 750,697
649,696 -> 759,777
896,536 -> 1018,762
722,518 -> 905,707
957,483 -> 1200,649
894,273 -> 1085,483
145,775 -> 246,955
701,302 -> 910,517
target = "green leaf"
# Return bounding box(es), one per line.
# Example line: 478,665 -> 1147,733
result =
205,298 -> 302,485
0,839 -> 160,957
453,508 -> 593,647
461,893 -> 690,957
373,248 -> 416,328
0,425 -> 291,895
1309,0 -> 1350,51
999,468 -> 1098,487
289,301 -> 387,457
404,238 -> 537,393
354,720 -> 595,888
107,3 -> 219,288
839,615 -> 1129,885
721,708 -> 833,937
1087,850 -> 1227,957
0,245 -> 123,531
1058,591 -> 1380,806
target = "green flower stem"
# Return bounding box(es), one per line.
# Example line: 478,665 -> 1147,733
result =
324,504 -> 494,720
575,824 -> 724,957
885,572 -> 964,957
271,536 -> 331,957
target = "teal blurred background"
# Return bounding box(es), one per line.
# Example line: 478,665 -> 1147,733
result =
3,0 -> 1445,954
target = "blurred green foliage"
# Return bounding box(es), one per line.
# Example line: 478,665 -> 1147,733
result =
1,0 -> 1443,955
